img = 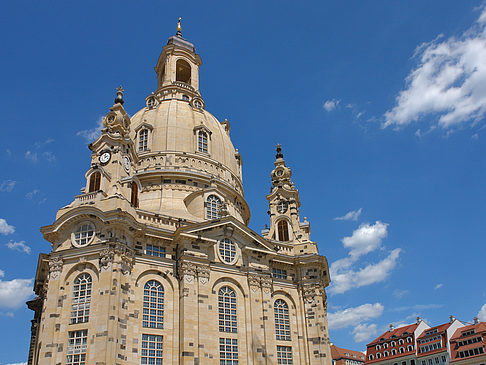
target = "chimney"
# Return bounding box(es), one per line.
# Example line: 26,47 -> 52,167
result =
416,316 -> 421,324
450,315 -> 455,323
473,317 -> 479,325
389,324 -> 394,332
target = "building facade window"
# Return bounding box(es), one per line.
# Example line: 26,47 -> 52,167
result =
272,268 -> 288,279
399,347 -> 405,353
206,195 -> 221,220
277,220 -> 290,242
67,330 -> 88,365
219,338 -> 238,364
141,334 -> 163,365
277,345 -> 293,364
407,337 -> 413,343
368,355 -> 374,360
218,238 -> 237,264
139,129 -> 149,151
71,273 -> 92,324
146,244 -> 166,258
143,280 -> 164,329
198,130 -> 208,153
391,349 -> 397,355
407,345 -> 414,351
89,171 -> 101,192
376,353 -> 381,359
399,339 -> 404,345
274,299 -> 291,341
376,345 -> 381,350
218,286 -> 237,333
384,351 -> 389,357
73,223 -> 95,247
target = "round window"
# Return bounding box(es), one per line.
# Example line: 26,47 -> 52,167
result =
218,238 -> 237,264
72,223 -> 95,247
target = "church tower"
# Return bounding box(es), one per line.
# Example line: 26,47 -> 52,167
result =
26,21 -> 332,365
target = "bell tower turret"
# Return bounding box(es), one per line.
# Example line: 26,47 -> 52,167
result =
154,18 -> 204,107
262,145 -> 313,247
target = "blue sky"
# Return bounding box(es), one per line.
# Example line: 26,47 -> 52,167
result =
1,1 -> 486,363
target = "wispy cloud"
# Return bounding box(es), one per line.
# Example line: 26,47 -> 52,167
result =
24,150 -> 38,162
0,180 -> 16,192
25,189 -> 39,199
391,304 -> 443,312
0,271 -> 34,309
42,151 -> 56,162
393,289 -> 409,299
478,304 -> 486,321
77,116 -> 104,142
0,219 -> 15,235
328,303 -> 384,330
334,208 -> 363,221
435,283 -> 444,290
6,240 -> 31,254
352,323 -> 378,342
323,99 -> 340,112
385,7 -> 486,130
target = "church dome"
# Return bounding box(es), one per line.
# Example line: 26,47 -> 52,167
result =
130,98 -> 242,187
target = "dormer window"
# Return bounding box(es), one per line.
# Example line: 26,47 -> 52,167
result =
198,130 -> 208,153
139,129 -> 149,152
206,195 -> 221,220
277,220 -> 289,241
182,94 -> 189,101
147,97 -> 156,109
88,171 -> 101,192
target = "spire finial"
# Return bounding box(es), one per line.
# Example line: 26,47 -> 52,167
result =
276,144 -> 283,159
115,86 -> 124,105
176,17 -> 182,37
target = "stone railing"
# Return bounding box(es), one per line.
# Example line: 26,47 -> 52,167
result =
172,81 -> 194,91
75,190 -> 106,203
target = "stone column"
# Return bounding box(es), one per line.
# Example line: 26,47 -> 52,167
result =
247,274 -> 268,364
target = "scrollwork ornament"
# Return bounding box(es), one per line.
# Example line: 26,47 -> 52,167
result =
261,275 -> 273,294
99,248 -> 115,271
179,262 -> 196,284
248,274 -> 261,293
196,265 -> 210,285
48,256 -> 63,280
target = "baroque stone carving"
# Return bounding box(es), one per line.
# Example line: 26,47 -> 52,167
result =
99,248 -> 115,271
302,284 -> 324,304
247,273 -> 273,293
178,262 -> 197,283
196,265 -> 210,285
48,256 -> 63,280
260,275 -> 273,294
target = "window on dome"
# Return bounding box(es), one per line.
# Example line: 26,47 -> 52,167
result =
198,130 -> 208,153
176,59 -> 191,84
89,171 -> 101,192
206,195 -> 221,220
139,129 -> 149,152
182,94 -> 189,101
131,182 -> 138,208
277,220 -> 289,242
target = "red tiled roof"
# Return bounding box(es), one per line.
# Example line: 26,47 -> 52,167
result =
368,324 -> 418,345
332,345 -> 366,361
450,322 -> 486,341
417,322 -> 451,340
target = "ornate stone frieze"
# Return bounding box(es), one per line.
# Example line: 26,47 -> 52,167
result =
302,283 -> 324,304
247,273 -> 273,293
196,265 -> 210,285
260,275 -> 273,294
48,256 -> 63,280
98,244 -> 134,274
99,248 -> 115,271
178,262 -> 197,283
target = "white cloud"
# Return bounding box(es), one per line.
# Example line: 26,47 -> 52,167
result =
385,7 -> 486,129
331,248 -> 401,294
342,221 -> 389,259
25,189 -> 39,199
478,304 -> 486,321
323,99 -> 340,112
77,117 -> 104,142
328,303 -> 384,330
0,180 -> 16,192
42,151 -> 56,162
391,304 -> 443,312
0,219 -> 15,235
435,283 -> 443,290
24,150 -> 38,162
6,240 -> 31,254
353,323 -> 378,342
0,269 -> 4,278
334,208 -> 363,221
7,362 -> 28,365
0,275 -> 34,309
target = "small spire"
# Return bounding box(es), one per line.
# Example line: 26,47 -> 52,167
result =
276,144 -> 283,159
114,86 -> 124,105
176,17 -> 182,37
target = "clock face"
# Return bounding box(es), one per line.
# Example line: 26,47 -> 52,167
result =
99,151 -> 111,165
123,156 -> 131,172
277,200 -> 288,214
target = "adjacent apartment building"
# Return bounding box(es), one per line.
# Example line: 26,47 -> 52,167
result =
331,344 -> 366,365
449,320 -> 486,365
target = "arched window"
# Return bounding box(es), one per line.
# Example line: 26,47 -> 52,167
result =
399,339 -> 404,345
407,345 -> 414,352
376,353 -> 381,359
391,349 -> 397,355
407,337 -> 413,343
131,182 -> 138,208
176,59 -> 191,84
218,286 -> 237,333
384,351 -> 389,357
391,341 -> 396,347
384,343 -> 388,349
376,345 -> 381,350
71,273 -> 92,324
139,129 -> 149,152
274,299 -> 291,341
198,130 -> 208,153
369,355 -> 374,360
89,171 -> 101,192
143,280 -> 164,329
399,347 -> 405,354
182,94 -> 189,101
206,195 -> 221,220
277,220 -> 290,242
